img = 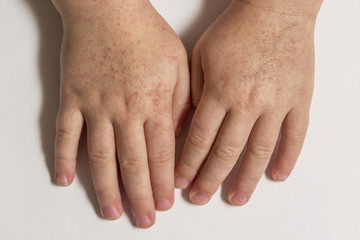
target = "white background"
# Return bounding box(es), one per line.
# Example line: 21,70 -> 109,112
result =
1,0 -> 359,239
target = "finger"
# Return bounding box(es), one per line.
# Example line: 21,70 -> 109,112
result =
55,105 -> 84,186
115,121 -> 155,229
229,114 -> 284,206
173,53 -> 191,136
175,96 -> 226,189
190,45 -> 204,108
189,110 -> 256,205
271,108 -> 310,181
86,116 -> 123,220
145,115 -> 175,211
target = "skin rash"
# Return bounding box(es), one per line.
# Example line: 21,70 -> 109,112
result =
51,0 -> 323,229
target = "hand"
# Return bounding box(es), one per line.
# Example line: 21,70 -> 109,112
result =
53,0 -> 190,228
175,0 -> 319,206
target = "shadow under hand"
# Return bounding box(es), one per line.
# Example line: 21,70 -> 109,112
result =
179,0 -> 232,54
25,0 -> 62,184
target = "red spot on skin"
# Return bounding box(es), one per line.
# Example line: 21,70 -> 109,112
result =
137,40 -> 141,45
168,56 -> 178,63
154,122 -> 162,131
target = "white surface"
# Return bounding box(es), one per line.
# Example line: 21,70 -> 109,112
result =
1,0 -> 359,239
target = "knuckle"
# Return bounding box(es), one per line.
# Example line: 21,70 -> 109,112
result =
56,126 -> 74,142
188,122 -> 208,149
55,155 -> 73,164
120,158 -> 144,176
212,144 -> 239,164
248,144 -> 274,160
150,149 -> 173,166
89,150 -> 112,167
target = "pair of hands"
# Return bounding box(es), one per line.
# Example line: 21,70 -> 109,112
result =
52,0 -> 320,228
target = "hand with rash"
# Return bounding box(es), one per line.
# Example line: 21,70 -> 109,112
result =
175,0 -> 323,206
52,0 -> 190,228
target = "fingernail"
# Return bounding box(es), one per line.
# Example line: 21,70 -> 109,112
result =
134,215 -> 153,228
155,200 -> 172,211
276,172 -> 289,181
56,174 -> 69,186
175,177 -> 189,189
231,193 -> 248,206
102,206 -> 121,220
191,193 -> 210,205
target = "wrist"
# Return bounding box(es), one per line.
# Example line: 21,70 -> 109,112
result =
52,0 -> 149,19
233,0 -> 323,18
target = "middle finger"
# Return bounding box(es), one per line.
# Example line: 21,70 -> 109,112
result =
115,120 -> 155,229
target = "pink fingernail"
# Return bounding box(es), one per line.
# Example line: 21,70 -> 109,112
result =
231,193 -> 248,206
276,172 -> 289,181
56,174 -> 69,186
155,200 -> 172,211
175,177 -> 189,189
134,215 -> 153,228
102,206 -> 121,220
191,193 -> 210,205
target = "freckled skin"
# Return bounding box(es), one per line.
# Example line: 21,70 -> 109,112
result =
52,0 -> 190,228
175,0 -> 322,206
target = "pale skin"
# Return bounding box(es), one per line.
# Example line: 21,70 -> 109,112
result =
175,0 -> 323,205
52,0 -> 190,228
52,0 -> 323,229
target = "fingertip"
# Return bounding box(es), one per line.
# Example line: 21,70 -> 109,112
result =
55,164 -> 75,186
55,173 -> 69,186
272,170 -> 289,182
155,199 -> 173,211
229,192 -> 249,206
189,191 -> 211,206
175,176 -> 190,189
102,205 -> 123,220
133,211 -> 156,229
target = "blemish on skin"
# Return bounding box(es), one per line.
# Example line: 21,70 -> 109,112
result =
168,56 -> 178,63
154,122 -> 163,131
137,40 -> 141,45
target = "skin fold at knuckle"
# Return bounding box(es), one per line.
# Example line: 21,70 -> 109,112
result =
188,123 -> 209,150
248,144 -> 274,160
150,148 -> 174,167
88,150 -> 114,168
212,144 -> 239,164
120,158 -> 146,176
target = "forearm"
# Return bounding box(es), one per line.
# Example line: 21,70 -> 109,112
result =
235,0 -> 323,17
51,0 -> 148,18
